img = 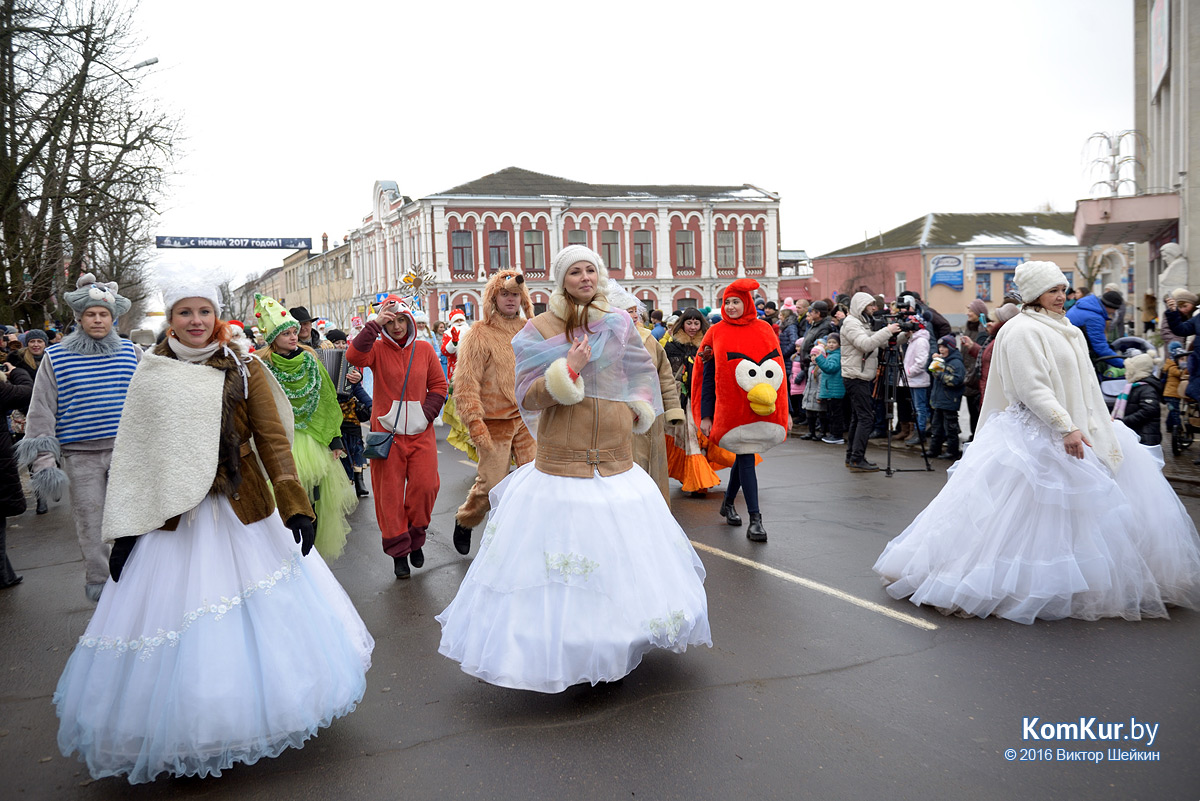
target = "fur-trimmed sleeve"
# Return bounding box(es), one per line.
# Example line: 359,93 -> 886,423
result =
523,357 -> 585,410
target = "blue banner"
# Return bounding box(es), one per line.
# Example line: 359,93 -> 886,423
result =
156,236 -> 312,250
974,257 -> 1021,271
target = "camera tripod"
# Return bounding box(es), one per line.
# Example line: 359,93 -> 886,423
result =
875,336 -> 933,476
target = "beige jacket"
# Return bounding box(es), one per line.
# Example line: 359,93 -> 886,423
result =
521,309 -> 655,478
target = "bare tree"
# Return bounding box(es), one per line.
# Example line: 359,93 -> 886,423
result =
0,0 -> 176,329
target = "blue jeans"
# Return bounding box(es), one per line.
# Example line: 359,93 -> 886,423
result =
909,386 -> 930,432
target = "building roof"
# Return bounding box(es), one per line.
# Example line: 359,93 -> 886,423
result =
819,212 -> 1078,258
778,249 -> 810,261
435,166 -> 775,202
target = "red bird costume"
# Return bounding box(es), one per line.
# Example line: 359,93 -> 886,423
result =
691,279 -> 789,454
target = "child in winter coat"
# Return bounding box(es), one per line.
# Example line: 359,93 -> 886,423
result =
814,334 -> 845,444
1116,353 -> 1163,446
927,335 -> 965,460
1163,342 -> 1187,432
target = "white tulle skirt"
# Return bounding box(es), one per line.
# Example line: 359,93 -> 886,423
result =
437,463 -> 712,693
874,404 -> 1200,624
54,496 -> 374,784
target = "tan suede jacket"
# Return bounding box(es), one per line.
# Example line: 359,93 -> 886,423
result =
522,311 -> 653,478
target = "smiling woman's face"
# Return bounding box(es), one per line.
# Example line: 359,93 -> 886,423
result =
170,299 -> 216,347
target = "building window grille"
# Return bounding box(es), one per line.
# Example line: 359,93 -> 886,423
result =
716,231 -> 736,270
744,230 -> 764,269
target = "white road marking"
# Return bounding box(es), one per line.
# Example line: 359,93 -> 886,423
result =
689,540 -> 939,631
458,460 -> 477,467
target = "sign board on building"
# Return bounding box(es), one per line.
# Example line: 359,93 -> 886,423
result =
375,292 -> 390,303
974,257 -> 1021,271
156,236 -> 313,250
929,255 -> 963,291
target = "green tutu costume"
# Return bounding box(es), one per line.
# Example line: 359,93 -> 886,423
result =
442,390 -> 478,463
255,294 -> 357,558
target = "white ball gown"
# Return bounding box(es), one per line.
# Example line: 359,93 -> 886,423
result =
874,403 -> 1200,624
54,496 -> 374,783
437,462 -> 712,693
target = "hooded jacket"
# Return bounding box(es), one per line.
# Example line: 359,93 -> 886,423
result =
839,292 -> 894,381
1065,293 -> 1123,368
929,342 -> 965,411
1120,375 -> 1163,446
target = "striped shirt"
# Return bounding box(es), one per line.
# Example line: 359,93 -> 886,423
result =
45,341 -> 139,444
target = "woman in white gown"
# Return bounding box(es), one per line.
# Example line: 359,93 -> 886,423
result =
437,245 -> 711,692
54,284 -> 373,783
874,261 -> 1200,624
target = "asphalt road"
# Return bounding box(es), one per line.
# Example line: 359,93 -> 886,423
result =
2,428 -> 1197,801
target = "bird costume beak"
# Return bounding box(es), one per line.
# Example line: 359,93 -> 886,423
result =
747,383 -> 776,416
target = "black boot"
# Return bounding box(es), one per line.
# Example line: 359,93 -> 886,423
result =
35,494 -> 47,515
353,471 -> 369,498
747,513 -> 768,542
453,521 -> 472,555
409,547 -> 424,568
393,555 -> 410,579
719,499 -> 742,526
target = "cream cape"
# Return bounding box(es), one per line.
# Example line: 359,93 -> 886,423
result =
978,307 -> 1123,472
101,353 -> 294,541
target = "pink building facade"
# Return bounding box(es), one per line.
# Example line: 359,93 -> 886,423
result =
349,168 -> 782,321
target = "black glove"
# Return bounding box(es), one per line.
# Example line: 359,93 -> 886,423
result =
287,515 -> 316,556
109,536 -> 138,582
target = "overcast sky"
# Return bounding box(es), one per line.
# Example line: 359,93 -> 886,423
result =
136,0 -> 1134,291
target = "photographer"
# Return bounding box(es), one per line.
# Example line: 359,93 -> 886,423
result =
840,293 -> 900,471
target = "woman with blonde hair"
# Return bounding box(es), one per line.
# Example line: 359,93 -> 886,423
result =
438,245 -> 710,692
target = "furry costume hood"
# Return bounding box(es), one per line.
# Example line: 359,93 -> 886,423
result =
720,279 -> 762,326
481,269 -> 532,323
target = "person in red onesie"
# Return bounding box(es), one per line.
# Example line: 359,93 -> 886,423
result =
348,296 -> 447,579
694,278 -> 789,542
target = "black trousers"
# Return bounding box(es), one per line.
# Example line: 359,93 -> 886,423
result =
929,408 -> 962,456
844,378 -> 875,462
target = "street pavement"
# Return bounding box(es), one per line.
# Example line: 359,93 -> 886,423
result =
1,427 -> 1198,801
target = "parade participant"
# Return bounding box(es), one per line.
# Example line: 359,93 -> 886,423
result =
610,283 -> 686,506
432,321 -> 449,375
450,270 -> 537,555
437,244 -> 709,693
348,295 -> 446,579
839,293 -> 901,472
663,308 -> 721,496
441,309 -> 474,458
256,294 -> 357,559
0,369 -> 31,587
874,261 -> 1200,623
695,278 -> 790,542
17,274 -> 141,600
288,305 -> 331,350
413,313 -> 443,427
54,284 -> 373,784
324,329 -> 372,498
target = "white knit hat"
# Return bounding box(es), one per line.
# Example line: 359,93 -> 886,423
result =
162,278 -> 222,318
551,245 -> 610,296
1013,261 -> 1069,304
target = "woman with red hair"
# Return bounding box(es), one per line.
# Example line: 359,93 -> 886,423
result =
54,285 -> 373,784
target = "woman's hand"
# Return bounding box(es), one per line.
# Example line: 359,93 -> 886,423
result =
566,334 -> 591,374
700,417 -> 712,436
333,449 -> 346,459
1063,429 -> 1090,459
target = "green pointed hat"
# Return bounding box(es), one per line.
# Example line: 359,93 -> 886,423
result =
253,293 -> 299,344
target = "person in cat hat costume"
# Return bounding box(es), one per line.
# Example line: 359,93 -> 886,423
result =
449,270 -> 537,555
693,278 -> 788,542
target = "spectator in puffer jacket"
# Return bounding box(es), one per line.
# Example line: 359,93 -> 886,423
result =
927,335 -> 965,460
1066,290 -> 1124,376
1116,353 -> 1162,446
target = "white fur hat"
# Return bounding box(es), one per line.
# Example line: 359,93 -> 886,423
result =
163,278 -> 222,318
1013,261 -> 1069,304
551,245 -> 610,295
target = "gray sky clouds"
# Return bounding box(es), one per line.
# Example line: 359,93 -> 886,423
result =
137,0 -> 1134,289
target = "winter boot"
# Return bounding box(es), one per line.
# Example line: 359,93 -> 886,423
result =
35,493 -> 47,515
393,555 -> 410,579
453,521 -> 473,555
719,499 -> 742,526
895,423 -> 913,442
353,471 -> 369,498
409,547 -> 425,568
746,513 -> 768,542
